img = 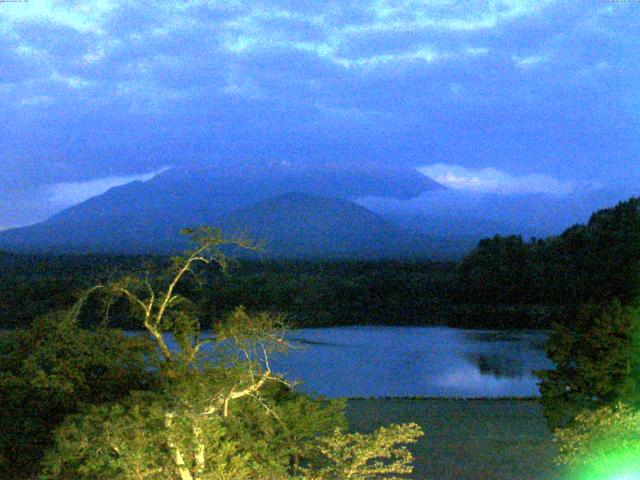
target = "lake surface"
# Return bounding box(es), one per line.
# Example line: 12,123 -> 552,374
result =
234,326 -> 551,398
156,326 -> 550,398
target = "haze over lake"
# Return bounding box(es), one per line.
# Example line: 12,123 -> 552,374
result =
164,326 -> 552,398
273,327 -> 551,398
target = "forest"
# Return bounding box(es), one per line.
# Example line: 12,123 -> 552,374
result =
1,198 -> 638,331
1,198 -> 639,479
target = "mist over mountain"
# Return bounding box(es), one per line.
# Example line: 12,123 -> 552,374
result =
0,165 -> 441,256
2,160 -> 634,259
358,183 -> 640,243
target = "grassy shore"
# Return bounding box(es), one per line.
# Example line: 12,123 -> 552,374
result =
346,398 -> 561,480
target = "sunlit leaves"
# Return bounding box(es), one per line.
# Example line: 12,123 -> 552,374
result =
28,227 -> 423,480
536,302 -> 640,430
0,311 -> 155,478
554,402 -> 640,480
302,423 -> 423,480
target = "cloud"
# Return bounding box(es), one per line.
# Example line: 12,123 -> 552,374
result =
513,54 -> 548,69
1,0 -> 639,228
48,167 -> 171,208
50,71 -> 92,89
419,164 -> 579,196
216,1 -> 549,71
19,95 -> 52,106
0,0 -> 116,33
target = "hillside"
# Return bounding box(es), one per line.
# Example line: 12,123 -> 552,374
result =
0,165 -> 441,256
218,192 -> 431,258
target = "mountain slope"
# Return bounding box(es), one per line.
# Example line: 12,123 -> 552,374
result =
217,192 -> 430,259
359,184 -> 640,242
0,165 -> 440,255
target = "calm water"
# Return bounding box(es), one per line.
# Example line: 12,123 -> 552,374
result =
270,327 -> 551,398
165,326 -> 551,398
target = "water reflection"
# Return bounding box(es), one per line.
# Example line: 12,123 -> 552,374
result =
159,326 -> 553,398
466,353 -> 525,379
268,326 -> 553,398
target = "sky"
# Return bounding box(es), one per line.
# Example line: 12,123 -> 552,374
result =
1,0 -> 639,228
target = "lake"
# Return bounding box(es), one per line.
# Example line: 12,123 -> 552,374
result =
176,326 -> 552,398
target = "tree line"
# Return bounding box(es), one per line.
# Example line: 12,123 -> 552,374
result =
1,198 -> 639,331
457,197 -> 640,308
1,198 -> 640,478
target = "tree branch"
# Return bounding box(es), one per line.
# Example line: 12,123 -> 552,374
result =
165,413 -> 195,480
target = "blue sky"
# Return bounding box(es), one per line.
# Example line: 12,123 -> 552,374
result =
1,0 -> 639,228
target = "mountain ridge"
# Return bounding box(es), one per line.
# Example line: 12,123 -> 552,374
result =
216,192 -> 431,259
0,166 -> 441,257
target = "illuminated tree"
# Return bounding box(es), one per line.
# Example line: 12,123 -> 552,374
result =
536,301 -> 640,430
549,303 -> 640,479
554,402 -> 640,479
0,310 -> 155,479
39,227 -> 422,480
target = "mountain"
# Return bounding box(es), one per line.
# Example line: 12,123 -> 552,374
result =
0,165 -> 441,256
217,192 -> 431,259
358,184 -> 640,243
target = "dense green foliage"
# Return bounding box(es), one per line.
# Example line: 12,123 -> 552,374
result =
40,378 -> 351,479
0,311 -> 156,478
457,198 -> 640,307
0,253 -> 166,328
553,402 -> 640,478
530,199 -> 640,430
536,302 -> 640,429
2,228 -> 422,479
0,253 -> 458,329
2,198 -> 638,331
201,260 -> 456,328
347,399 -> 558,480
